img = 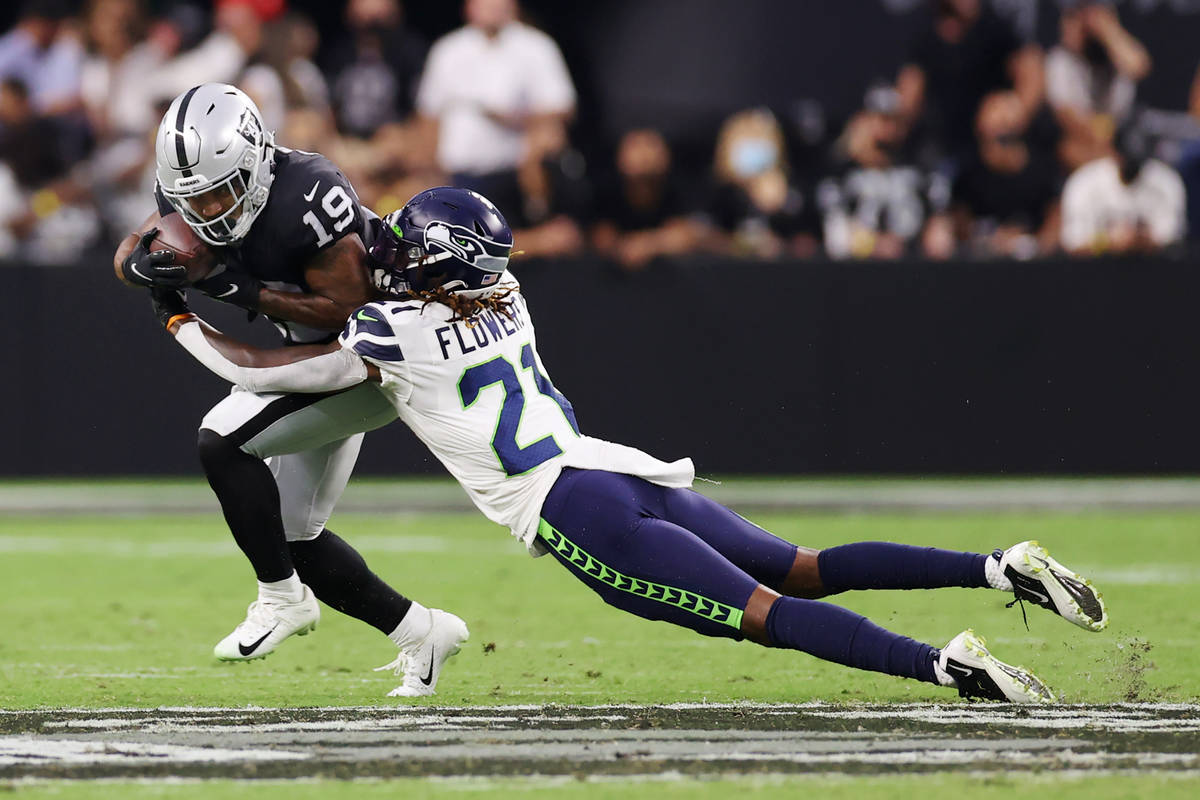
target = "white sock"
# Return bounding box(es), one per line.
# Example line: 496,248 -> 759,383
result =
388,601 -> 432,649
932,654 -> 957,687
258,571 -> 304,605
985,551 -> 1014,592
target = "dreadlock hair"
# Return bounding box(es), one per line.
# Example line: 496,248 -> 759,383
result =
404,285 -> 518,327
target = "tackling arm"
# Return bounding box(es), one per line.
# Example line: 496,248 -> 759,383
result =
165,314 -> 380,393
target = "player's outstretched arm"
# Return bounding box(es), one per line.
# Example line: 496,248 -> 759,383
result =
152,289 -> 379,392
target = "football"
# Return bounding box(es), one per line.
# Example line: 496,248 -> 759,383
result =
149,213 -> 217,284
114,213 -> 217,287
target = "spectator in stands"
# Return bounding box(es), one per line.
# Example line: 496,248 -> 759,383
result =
78,0 -> 163,238
592,128 -> 711,271
145,0 -> 268,109
896,0 -> 1043,163
79,0 -> 159,140
1060,124 -> 1185,255
414,0 -> 576,199
1179,62 -> 1200,243
323,0 -> 426,140
819,89 -> 949,260
1047,0 -> 1151,171
0,77 -> 101,263
0,0 -> 84,117
943,91 -> 1062,259
242,11 -> 329,133
413,0 -> 580,258
710,108 -> 820,259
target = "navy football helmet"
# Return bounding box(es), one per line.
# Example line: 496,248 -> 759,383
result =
370,187 -> 513,298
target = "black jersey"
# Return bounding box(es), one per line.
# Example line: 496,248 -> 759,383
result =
156,146 -> 380,343
155,146 -> 380,290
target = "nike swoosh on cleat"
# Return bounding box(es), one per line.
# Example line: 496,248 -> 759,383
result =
238,627 -> 276,656
420,647 -> 435,686
216,285 -> 239,298
356,310 -> 379,322
945,662 -> 975,678
1021,587 -> 1051,605
304,181 -> 320,202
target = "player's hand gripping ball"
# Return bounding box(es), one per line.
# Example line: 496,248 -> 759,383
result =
114,214 -> 216,288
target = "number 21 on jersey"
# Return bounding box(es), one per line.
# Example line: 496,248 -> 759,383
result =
459,343 -> 580,477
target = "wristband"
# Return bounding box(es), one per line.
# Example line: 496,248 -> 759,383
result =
166,313 -> 198,332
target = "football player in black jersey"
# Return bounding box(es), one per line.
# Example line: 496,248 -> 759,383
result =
113,83 -> 467,696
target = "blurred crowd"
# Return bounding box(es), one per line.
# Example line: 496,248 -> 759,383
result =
2,0 -> 1199,268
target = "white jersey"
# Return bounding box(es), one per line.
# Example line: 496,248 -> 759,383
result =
338,274 -> 694,553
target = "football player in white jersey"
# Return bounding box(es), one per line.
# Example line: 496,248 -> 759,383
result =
114,84 -> 466,696
149,187 -> 1109,703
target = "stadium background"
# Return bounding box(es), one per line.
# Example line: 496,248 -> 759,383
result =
3,4 -> 1200,796
2,0 -> 1200,476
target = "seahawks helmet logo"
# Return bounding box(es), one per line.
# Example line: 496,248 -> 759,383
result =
423,221 -> 510,275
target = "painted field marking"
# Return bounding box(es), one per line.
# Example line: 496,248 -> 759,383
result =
0,736 -> 308,766
2,703 -> 1195,780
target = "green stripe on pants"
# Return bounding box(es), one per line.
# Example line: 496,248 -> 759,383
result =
537,518 -> 744,630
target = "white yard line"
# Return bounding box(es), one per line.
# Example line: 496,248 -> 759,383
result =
0,736 -> 308,766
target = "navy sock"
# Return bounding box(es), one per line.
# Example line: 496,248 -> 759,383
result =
766,597 -> 939,683
818,542 -> 989,592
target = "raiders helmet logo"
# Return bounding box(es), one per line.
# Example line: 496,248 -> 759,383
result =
236,109 -> 260,145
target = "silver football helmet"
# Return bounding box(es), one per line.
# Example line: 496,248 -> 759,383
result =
154,83 -> 275,246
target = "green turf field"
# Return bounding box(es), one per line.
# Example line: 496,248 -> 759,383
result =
1,504 -> 1195,708
2,479 -> 1198,797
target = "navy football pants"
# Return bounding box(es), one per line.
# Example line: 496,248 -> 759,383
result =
537,469 -> 988,683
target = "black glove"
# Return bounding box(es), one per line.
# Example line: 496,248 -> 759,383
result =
150,286 -> 190,329
192,268 -> 263,311
121,229 -> 188,287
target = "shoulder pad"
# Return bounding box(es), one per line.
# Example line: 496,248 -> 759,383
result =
340,303 -> 405,362
262,150 -> 364,251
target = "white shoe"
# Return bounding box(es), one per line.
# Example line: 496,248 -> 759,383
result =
997,540 -> 1108,632
939,629 -> 1054,704
213,586 -> 320,661
375,608 -> 469,697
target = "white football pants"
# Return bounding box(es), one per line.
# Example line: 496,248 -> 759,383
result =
199,383 -> 398,541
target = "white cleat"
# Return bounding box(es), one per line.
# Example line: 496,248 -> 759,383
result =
997,540 -> 1108,632
375,608 -> 469,698
213,586 -> 320,661
939,629 -> 1055,704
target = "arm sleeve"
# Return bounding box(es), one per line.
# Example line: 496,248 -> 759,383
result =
174,322 -> 368,393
